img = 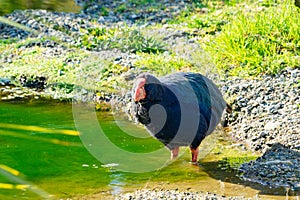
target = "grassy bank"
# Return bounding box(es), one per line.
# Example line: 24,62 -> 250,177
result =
171,0 -> 300,77
0,0 -> 299,97
203,0 -> 300,76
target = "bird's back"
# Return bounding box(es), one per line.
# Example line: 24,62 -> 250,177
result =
160,72 -> 226,134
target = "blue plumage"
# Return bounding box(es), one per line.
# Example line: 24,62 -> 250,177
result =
132,72 -> 226,162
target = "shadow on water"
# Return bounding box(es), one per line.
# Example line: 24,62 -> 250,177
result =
202,160 -> 300,198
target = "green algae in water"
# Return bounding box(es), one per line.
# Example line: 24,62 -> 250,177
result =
0,101 -> 291,199
218,156 -> 258,171
0,102 -> 168,198
0,102 -> 110,198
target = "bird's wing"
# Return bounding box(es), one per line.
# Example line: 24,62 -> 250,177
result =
160,72 -> 226,133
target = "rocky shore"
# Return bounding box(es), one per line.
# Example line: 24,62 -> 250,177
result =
1,0 -> 299,199
219,68 -> 300,191
117,189 -> 256,200
221,68 -> 300,153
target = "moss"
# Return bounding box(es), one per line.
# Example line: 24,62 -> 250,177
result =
218,156 -> 257,171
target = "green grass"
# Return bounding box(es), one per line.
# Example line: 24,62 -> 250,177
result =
0,34 -> 201,96
0,42 -> 87,84
203,0 -> 300,76
113,0 -> 163,16
128,0 -> 154,6
169,4 -> 231,36
134,52 -> 197,76
115,4 -> 127,13
1,0 -> 299,98
169,0 -> 300,77
0,38 -> 18,46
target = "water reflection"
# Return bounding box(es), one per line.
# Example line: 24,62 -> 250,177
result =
0,164 -> 52,198
0,0 -> 82,16
0,123 -> 79,136
1,128 -> 81,146
109,173 -> 126,195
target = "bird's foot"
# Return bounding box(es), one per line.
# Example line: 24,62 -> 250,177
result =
171,147 -> 180,160
189,161 -> 200,166
190,147 -> 199,163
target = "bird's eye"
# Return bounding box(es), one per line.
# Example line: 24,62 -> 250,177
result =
139,99 -> 148,104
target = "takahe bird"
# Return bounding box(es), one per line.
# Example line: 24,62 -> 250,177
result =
131,72 -> 227,164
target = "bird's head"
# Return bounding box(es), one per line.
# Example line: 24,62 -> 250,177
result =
132,73 -> 164,103
133,77 -> 146,102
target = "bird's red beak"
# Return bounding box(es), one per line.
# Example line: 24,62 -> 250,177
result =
134,78 -> 146,102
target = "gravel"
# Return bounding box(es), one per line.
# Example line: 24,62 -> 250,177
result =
221,68 -> 300,153
0,85 -> 45,101
79,0 -> 189,25
116,189 -> 256,200
219,69 -> 300,192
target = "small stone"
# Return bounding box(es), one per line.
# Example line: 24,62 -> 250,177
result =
0,78 -> 10,85
264,121 -> 280,130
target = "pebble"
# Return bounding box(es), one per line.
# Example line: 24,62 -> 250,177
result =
0,78 -> 10,85
116,189 -> 255,200
0,82 -> 44,100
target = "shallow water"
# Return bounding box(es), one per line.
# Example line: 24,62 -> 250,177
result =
0,0 -> 81,16
0,101 -> 298,199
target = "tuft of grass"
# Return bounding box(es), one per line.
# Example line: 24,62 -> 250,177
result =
96,63 -> 130,93
115,4 -> 127,13
0,38 -> 19,46
203,0 -> 300,77
99,6 -> 109,16
134,52 -> 197,76
110,28 -> 166,53
79,27 -> 112,50
128,0 -> 154,6
79,26 -> 166,53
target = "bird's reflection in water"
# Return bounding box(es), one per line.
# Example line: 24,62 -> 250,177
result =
109,172 -> 125,195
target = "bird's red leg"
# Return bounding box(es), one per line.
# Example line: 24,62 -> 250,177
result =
171,147 -> 180,160
190,147 -> 199,164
